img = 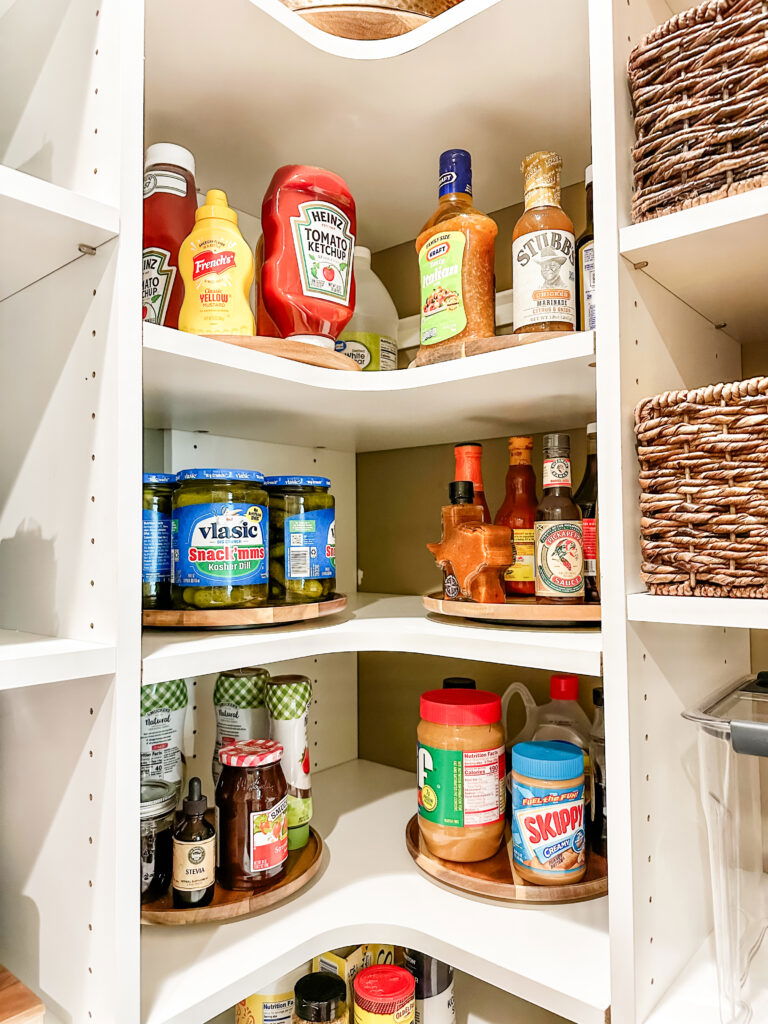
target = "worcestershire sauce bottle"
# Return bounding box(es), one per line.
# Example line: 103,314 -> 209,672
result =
172,777 -> 216,908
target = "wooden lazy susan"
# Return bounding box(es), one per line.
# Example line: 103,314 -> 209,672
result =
423,592 -> 601,628
208,334 -> 360,371
143,594 -> 347,630
141,827 -> 324,925
405,816 -> 607,905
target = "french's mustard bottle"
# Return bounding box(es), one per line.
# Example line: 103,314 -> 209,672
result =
178,188 -> 255,336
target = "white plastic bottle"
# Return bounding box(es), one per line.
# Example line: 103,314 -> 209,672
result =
336,246 -> 399,370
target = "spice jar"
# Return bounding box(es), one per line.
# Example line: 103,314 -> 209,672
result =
417,689 -> 505,862
354,966 -> 415,1024
140,779 -> 176,903
265,476 -> 336,605
142,473 -> 175,609
510,740 -> 586,885
216,738 -> 288,891
172,468 -> 269,610
294,973 -> 348,1024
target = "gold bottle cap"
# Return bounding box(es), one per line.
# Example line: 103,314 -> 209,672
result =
508,435 -> 534,451
521,151 -> 563,208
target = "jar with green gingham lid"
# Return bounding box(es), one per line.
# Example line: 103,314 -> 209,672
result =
265,675 -> 313,850
141,679 -> 189,797
212,667 -> 270,787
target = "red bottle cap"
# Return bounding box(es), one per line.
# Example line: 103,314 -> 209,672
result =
218,738 -> 283,767
550,673 -> 580,700
354,966 -> 415,1014
420,688 -> 501,726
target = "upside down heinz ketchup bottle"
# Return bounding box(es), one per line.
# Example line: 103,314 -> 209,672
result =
261,166 -> 357,349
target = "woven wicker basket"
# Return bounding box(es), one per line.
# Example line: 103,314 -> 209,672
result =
627,0 -> 768,223
635,377 -> 768,598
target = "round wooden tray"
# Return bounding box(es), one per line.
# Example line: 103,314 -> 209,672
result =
141,826 -> 324,925
143,594 -> 347,630
405,815 -> 607,905
207,334 -> 360,372
423,592 -> 601,627
296,6 -> 430,38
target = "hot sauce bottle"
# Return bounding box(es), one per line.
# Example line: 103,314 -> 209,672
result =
512,152 -> 576,334
454,442 -> 490,522
494,436 -> 537,596
415,150 -> 497,361
261,165 -> 356,349
574,422 -> 599,602
534,433 -> 584,604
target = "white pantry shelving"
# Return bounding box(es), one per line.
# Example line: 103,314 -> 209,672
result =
627,592 -> 768,630
0,629 -> 116,690
141,761 -> 610,1024
143,325 -> 597,451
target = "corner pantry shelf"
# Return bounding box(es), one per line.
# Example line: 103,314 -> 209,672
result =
141,593 -> 603,682
626,592 -> 768,630
0,165 -> 119,300
142,325 -> 596,452
619,186 -> 768,346
140,760 -> 610,1024
0,629 -> 116,690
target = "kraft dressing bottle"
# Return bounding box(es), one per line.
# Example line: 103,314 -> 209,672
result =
178,188 -> 255,336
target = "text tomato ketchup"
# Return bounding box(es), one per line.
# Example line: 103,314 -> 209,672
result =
261,165 -> 357,349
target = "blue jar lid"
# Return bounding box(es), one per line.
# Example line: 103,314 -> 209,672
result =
143,472 -> 176,485
176,468 -> 265,483
264,475 -> 331,488
439,149 -> 473,198
512,741 -> 584,781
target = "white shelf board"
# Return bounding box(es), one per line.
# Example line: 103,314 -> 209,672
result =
0,165 -> 119,300
626,592 -> 768,630
619,186 -> 768,345
144,0 -> 590,251
141,760 -> 610,1024
142,593 -> 603,683
0,629 -> 116,689
143,324 -> 596,452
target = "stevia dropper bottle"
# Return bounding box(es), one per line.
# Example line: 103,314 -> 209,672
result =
172,777 -> 216,908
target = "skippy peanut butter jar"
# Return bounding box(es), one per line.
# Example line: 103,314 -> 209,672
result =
417,689 -> 505,863
510,740 -> 586,885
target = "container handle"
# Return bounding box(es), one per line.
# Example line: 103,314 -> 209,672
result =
731,719 -> 768,758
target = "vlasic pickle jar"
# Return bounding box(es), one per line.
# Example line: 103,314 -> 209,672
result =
143,473 -> 175,609
172,468 -> 269,610
264,476 -> 336,604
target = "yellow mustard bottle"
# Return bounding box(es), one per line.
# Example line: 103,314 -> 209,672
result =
178,188 -> 255,335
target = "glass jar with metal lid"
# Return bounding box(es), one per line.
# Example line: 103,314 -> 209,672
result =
172,468 -> 269,609
140,779 -> 176,903
143,473 -> 176,609
264,476 -> 335,605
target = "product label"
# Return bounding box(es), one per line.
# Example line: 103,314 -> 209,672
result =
543,457 -> 572,488
513,229 -> 576,329
581,515 -> 597,576
443,572 -> 460,599
172,502 -> 268,587
143,169 -> 189,200
236,992 -> 294,1024
357,1001 -> 415,1024
142,508 -> 171,582
284,508 -> 335,581
415,986 -> 456,1024
142,248 -> 176,325
172,835 -> 216,891
250,796 -> 288,871
213,704 -> 268,786
140,679 -> 188,788
534,521 -> 584,598
266,680 -> 313,829
580,240 -> 596,330
291,200 -> 355,306
418,743 -> 505,828
418,232 -> 467,346
192,249 -> 236,280
512,778 -> 586,878
335,331 -> 398,371
504,528 -> 535,582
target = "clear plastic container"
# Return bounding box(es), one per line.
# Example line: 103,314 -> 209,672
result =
683,673 -> 768,1023
336,246 -> 399,371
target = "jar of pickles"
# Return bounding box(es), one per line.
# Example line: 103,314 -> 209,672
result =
143,473 -> 175,609
172,468 -> 269,610
265,476 -> 336,605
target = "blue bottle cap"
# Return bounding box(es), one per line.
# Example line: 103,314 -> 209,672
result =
439,149 -> 473,198
512,741 -> 584,781
264,475 -> 331,488
175,468 -> 265,483
143,472 -> 176,485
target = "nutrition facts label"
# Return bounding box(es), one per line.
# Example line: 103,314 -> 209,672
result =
462,748 -> 505,826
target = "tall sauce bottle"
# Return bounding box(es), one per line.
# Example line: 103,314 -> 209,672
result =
576,165 -> 596,331
534,433 -> 584,604
512,152 -> 576,334
574,422 -> 599,602
453,442 -> 490,522
415,150 -> 497,362
142,144 -> 197,328
494,436 -> 537,596
441,481 -> 482,600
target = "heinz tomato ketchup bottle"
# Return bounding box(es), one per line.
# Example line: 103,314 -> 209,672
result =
261,166 -> 356,349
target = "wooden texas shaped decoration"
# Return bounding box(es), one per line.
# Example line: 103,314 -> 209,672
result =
428,506 -> 514,604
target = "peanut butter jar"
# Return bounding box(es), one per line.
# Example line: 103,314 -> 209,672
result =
417,689 -> 505,862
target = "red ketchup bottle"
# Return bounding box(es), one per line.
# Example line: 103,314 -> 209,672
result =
261,165 -> 357,349
142,144 -> 197,329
